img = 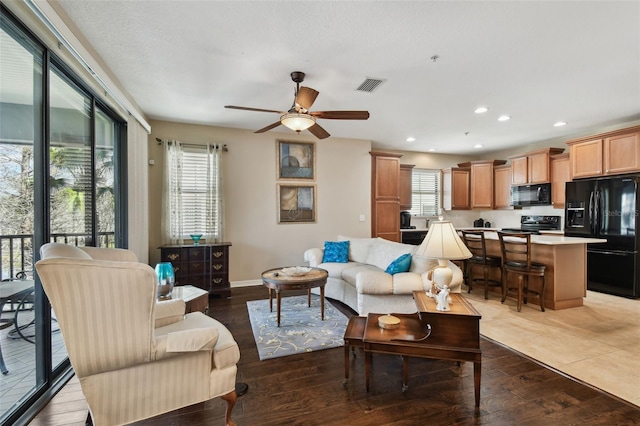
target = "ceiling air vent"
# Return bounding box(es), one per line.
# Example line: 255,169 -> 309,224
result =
356,77 -> 386,93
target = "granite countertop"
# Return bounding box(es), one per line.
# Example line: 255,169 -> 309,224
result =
481,231 -> 606,245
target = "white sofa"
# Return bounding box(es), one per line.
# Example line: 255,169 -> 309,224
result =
303,235 -> 463,315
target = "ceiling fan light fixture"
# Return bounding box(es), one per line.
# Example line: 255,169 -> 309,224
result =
281,112 -> 316,132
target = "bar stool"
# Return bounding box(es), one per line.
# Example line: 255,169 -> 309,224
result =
497,231 -> 546,312
460,230 -> 502,299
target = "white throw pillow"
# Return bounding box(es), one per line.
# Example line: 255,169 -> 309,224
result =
366,238 -> 416,271
337,235 -> 374,263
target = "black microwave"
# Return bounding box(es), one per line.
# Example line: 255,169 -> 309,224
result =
510,183 -> 551,207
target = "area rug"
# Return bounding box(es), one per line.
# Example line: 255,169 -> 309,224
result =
246,294 -> 348,360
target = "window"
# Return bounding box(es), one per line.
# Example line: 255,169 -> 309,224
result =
163,142 -> 224,243
1,7 -> 127,424
409,168 -> 440,216
181,147 -> 211,236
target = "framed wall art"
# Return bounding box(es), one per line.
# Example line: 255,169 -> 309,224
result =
277,140 -> 315,180
277,184 -> 316,223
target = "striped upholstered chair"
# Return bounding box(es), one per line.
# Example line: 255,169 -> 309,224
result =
35,243 -> 240,426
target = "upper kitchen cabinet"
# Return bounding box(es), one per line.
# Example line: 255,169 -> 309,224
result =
441,167 -> 470,210
461,160 -> 506,209
550,153 -> 570,208
399,164 -> 415,210
510,148 -> 565,184
567,126 -> 640,179
371,151 -> 402,242
494,164 -> 512,209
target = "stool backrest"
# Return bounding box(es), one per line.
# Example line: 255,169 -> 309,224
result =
460,230 -> 488,260
497,231 -> 533,270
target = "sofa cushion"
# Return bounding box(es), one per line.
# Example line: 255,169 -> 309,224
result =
341,264 -> 381,286
322,241 -> 349,263
318,262 -> 361,280
337,235 -> 374,263
410,255 -> 440,274
385,253 -> 412,275
366,238 -> 415,271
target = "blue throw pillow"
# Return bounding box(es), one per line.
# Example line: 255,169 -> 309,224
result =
322,241 -> 349,263
385,253 -> 412,275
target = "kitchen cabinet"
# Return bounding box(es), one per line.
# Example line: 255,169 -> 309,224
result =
567,126 -> 640,178
460,160 -> 506,209
159,243 -> 231,298
399,164 -> 415,210
510,148 -> 565,184
550,153 -> 570,208
441,167 -> 470,210
371,151 -> 402,242
604,131 -> 640,175
493,164 -> 512,209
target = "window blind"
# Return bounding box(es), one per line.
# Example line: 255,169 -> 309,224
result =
181,147 -> 209,235
409,168 -> 440,216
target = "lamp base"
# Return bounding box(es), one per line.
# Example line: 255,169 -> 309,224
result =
428,259 -> 452,311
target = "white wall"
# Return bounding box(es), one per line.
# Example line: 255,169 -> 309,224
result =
148,121 -> 372,283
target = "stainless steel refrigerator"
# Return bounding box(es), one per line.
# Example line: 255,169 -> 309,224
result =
565,175 -> 640,298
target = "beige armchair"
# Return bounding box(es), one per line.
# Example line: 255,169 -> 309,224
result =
35,243 -> 240,426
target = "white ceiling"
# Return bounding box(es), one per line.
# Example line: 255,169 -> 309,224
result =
53,0 -> 640,155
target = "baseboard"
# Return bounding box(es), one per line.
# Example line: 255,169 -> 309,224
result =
231,279 -> 262,288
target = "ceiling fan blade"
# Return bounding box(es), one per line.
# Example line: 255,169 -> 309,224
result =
254,121 -> 282,133
295,87 -> 319,111
308,123 -> 330,139
310,111 -> 370,120
225,105 -> 283,114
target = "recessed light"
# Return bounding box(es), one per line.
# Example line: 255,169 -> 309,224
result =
406,137 -> 416,142
474,107 -> 489,114
498,115 -> 511,122
553,121 -> 567,127
428,148 -> 436,152
474,144 -> 483,149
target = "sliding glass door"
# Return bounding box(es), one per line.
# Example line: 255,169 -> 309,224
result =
0,6 -> 127,424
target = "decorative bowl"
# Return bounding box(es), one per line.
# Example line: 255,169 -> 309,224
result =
280,266 -> 312,277
190,234 -> 203,245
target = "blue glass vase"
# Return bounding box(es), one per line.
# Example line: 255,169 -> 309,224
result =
155,262 -> 175,300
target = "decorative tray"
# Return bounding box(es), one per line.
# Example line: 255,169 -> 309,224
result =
280,266 -> 312,277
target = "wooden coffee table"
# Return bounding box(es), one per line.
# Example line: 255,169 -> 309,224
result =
354,292 -> 482,407
261,267 -> 328,327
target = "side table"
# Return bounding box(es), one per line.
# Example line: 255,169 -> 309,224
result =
172,285 -> 209,314
344,292 -> 482,407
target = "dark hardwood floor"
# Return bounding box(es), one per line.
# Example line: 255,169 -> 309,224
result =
31,286 -> 640,425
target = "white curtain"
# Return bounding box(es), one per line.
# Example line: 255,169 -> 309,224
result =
206,144 -> 225,242
161,140 -> 183,244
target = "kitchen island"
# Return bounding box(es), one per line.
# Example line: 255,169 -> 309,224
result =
478,232 -> 606,310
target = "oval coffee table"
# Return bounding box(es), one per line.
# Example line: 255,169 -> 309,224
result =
261,267 -> 328,327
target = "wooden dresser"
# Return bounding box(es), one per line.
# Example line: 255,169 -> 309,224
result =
159,242 -> 231,298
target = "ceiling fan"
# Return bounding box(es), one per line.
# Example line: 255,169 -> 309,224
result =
225,71 -> 369,139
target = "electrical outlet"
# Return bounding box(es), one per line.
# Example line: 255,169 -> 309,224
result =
359,214 -> 366,222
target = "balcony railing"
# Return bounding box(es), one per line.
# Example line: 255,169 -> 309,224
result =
0,233 -> 115,280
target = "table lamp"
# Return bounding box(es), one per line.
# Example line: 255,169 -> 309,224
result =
414,219 -> 472,298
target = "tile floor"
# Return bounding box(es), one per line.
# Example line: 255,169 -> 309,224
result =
465,289 -> 640,407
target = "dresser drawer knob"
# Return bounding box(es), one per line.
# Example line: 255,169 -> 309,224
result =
213,264 -> 223,271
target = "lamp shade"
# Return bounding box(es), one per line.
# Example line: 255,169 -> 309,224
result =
415,220 -> 472,260
281,112 -> 316,132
